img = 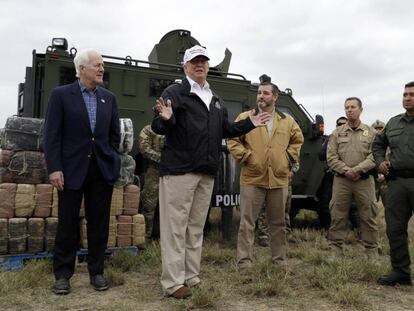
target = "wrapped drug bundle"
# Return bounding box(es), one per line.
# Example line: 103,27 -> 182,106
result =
8,218 -> 27,254
1,116 -> 44,152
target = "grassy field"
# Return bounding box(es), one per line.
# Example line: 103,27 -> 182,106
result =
1,204 -> 414,311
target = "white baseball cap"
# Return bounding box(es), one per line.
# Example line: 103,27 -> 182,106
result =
183,45 -> 210,64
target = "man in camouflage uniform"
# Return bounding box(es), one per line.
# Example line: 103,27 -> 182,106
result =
138,124 -> 164,239
374,82 -> 414,286
327,97 -> 378,258
256,162 -> 299,246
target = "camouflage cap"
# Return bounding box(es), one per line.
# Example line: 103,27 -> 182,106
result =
371,120 -> 385,129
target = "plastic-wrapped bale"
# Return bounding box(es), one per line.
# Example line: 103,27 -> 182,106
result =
132,214 -> 145,246
123,184 -> 140,215
115,154 -> 136,187
0,167 -> 13,183
27,218 -> 44,253
116,215 -> 132,247
1,151 -> 47,184
0,218 -> 8,254
51,187 -> 58,217
8,218 -> 27,254
107,216 -> 116,248
1,116 -> 44,151
0,149 -> 13,167
0,183 -> 16,218
118,118 -> 134,154
34,184 -> 52,218
45,217 -> 58,252
80,218 -> 88,249
110,186 -> 123,216
14,184 -> 35,217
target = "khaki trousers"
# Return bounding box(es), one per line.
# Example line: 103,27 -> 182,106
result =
328,176 -> 378,250
159,173 -> 214,295
237,186 -> 288,264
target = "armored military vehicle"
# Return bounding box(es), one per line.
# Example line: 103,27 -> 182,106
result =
16,29 -> 328,237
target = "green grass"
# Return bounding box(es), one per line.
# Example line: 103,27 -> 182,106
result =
0,259 -> 52,295
2,204 -> 414,310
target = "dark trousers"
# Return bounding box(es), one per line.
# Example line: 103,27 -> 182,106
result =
385,177 -> 414,276
53,159 -> 114,280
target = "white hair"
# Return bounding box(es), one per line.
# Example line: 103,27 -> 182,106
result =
73,49 -> 99,78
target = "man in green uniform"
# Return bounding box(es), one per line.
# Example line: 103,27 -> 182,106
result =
373,81 -> 414,286
327,97 -> 378,258
138,124 -> 164,240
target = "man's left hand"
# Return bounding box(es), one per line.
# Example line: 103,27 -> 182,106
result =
345,168 -> 360,181
249,110 -> 271,127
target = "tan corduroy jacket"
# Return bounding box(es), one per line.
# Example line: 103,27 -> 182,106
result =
227,110 -> 304,188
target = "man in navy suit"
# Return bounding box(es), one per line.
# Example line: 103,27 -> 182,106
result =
43,49 -> 121,294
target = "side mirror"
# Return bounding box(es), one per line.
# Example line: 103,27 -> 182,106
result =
312,114 -> 324,138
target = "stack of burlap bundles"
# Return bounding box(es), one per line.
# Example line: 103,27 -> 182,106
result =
117,215 -> 132,247
107,216 -> 117,248
0,116 -> 44,151
123,184 -> 140,215
33,184 -> 53,217
8,218 -> 27,254
132,214 -> 145,246
27,218 -> 44,253
14,184 -> 35,217
45,217 -> 58,252
110,187 -> 124,216
0,183 -> 16,218
0,219 -> 8,254
0,117 -> 46,184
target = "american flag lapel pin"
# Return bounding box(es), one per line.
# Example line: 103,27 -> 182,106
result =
101,99 -> 105,103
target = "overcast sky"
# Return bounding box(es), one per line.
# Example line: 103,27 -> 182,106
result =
1,0 -> 413,133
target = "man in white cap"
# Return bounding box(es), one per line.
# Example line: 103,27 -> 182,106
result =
152,45 -> 271,299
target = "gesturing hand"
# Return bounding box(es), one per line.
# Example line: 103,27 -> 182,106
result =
155,97 -> 173,120
248,110 -> 271,127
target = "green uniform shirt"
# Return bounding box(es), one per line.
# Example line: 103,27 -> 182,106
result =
373,113 -> 414,170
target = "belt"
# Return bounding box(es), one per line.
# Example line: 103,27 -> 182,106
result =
335,172 -> 370,180
391,169 -> 414,179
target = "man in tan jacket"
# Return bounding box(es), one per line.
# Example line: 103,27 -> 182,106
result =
227,78 -> 303,269
327,97 -> 378,258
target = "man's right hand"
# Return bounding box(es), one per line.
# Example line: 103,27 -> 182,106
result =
378,160 -> 391,175
155,97 -> 173,120
49,171 -> 64,191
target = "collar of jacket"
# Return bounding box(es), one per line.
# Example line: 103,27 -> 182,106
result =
255,106 -> 286,119
180,78 -> 219,102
